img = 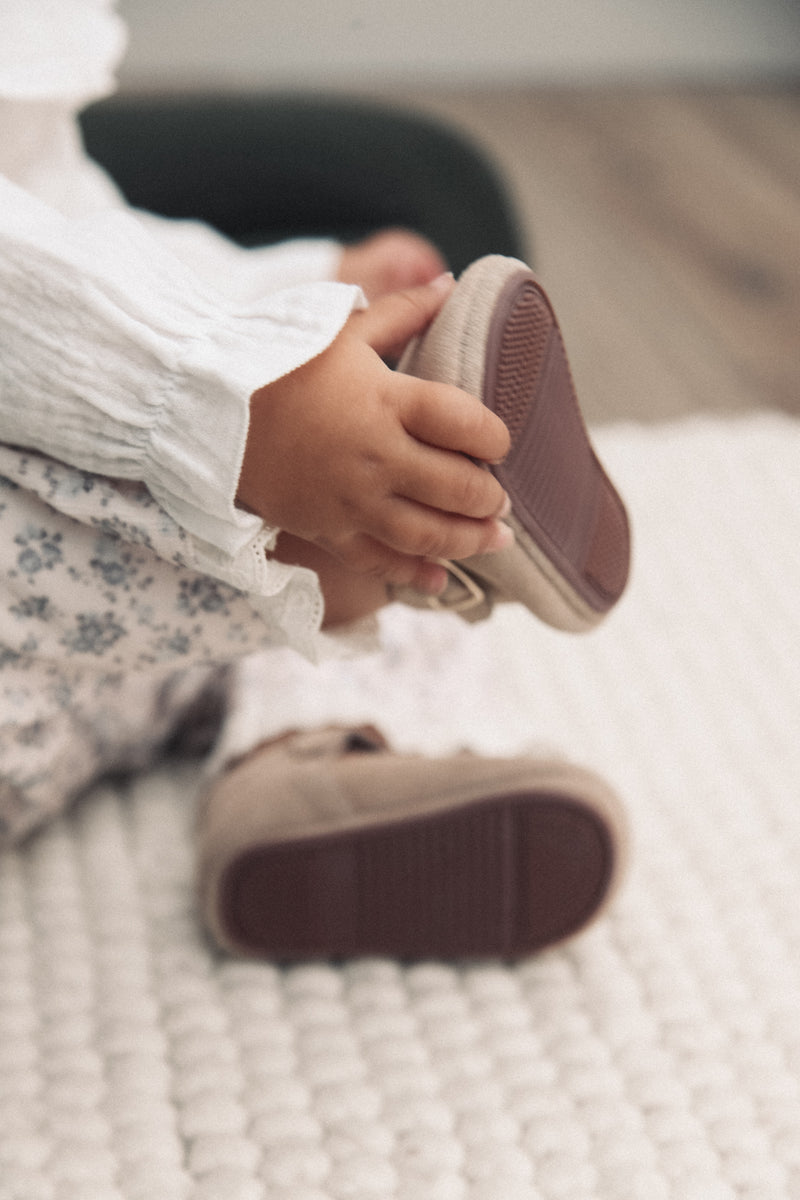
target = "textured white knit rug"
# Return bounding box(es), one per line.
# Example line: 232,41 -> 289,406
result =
2,413 -> 800,1200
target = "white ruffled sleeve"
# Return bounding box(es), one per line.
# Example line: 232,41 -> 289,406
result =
0,176 -> 365,584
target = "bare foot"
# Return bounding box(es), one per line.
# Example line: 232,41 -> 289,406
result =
337,229 -> 448,300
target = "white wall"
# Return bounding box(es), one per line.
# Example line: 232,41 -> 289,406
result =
118,0 -> 800,92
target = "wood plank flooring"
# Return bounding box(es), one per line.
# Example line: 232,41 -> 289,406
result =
389,86 -> 800,424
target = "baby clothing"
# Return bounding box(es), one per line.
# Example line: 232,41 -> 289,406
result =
0,1 -> 366,842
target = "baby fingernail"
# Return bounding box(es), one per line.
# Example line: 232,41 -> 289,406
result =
499,493 -> 512,519
430,271 -> 455,295
490,521 -> 515,550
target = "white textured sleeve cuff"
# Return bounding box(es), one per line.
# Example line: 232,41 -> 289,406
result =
0,180 -> 364,564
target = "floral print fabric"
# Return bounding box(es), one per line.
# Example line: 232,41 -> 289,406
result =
0,444 -> 285,844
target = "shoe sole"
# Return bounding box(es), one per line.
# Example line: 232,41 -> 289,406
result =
402,257 -> 631,631
213,786 -> 621,961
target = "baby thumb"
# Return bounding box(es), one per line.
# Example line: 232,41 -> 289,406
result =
356,273 -> 455,361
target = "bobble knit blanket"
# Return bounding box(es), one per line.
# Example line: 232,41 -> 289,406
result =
1,413 -> 799,1200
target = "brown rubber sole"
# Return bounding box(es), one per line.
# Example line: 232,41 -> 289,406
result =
216,789 -> 617,961
480,266 -> 630,622
397,257 -> 631,629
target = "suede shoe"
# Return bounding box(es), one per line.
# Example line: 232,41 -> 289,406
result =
397,256 -> 631,631
197,725 -> 628,961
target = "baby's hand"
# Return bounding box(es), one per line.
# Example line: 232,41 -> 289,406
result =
336,230 -> 447,299
237,276 -> 513,593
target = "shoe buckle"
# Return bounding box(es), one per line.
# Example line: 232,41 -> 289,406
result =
426,561 -> 487,614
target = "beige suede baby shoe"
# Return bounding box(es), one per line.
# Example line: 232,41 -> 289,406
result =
197,725 -> 627,961
396,256 -> 631,631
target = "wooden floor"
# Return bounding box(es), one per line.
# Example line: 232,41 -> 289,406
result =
391,85 -> 800,425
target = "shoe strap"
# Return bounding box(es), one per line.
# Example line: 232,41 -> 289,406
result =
391,560 -> 490,617
427,560 -> 488,614
223,724 -> 388,773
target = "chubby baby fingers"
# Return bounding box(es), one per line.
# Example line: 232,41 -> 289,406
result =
397,377 -> 511,464
317,510 -> 513,590
395,443 -> 510,521
316,533 -> 449,595
362,499 -> 514,567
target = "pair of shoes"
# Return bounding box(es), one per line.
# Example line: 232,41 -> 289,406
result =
197,725 -> 627,961
195,258 -> 631,961
396,256 -> 631,631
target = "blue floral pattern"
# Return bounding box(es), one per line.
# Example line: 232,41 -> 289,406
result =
0,445 -> 293,844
